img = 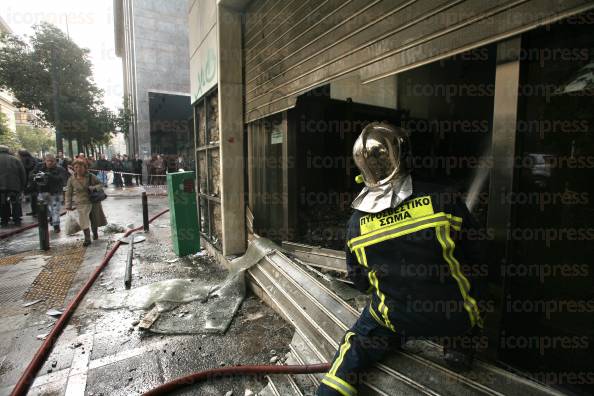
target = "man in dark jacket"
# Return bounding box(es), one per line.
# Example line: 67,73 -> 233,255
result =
122,154 -> 134,186
134,154 -> 143,186
30,153 -> 70,232
111,154 -> 124,188
317,123 -> 485,396
18,149 -> 39,216
0,145 -> 27,226
56,151 -> 70,169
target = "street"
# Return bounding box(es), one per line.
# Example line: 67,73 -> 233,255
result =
0,189 -> 292,396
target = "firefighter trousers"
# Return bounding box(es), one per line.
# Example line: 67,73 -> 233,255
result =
317,305 -> 403,396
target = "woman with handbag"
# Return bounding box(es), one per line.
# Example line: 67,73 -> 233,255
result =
65,159 -> 108,246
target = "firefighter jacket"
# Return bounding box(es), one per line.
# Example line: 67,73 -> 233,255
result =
346,180 -> 485,337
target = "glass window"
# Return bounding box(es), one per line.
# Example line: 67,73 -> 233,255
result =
504,13 -> 594,395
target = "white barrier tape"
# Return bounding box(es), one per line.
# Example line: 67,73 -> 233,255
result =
89,169 -> 168,177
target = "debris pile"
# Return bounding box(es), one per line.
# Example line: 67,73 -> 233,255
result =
298,204 -> 350,250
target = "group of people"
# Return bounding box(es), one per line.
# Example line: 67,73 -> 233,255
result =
83,153 -> 180,187
0,146 -> 107,246
0,147 -> 181,245
93,153 -> 143,188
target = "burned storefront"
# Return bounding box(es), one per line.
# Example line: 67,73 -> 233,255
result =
194,0 -> 594,394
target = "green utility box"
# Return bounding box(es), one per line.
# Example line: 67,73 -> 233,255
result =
167,171 -> 200,256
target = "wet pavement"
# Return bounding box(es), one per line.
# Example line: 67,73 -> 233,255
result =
0,187 -> 293,395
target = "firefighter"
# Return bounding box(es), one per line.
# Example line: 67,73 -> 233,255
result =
317,122 -> 484,396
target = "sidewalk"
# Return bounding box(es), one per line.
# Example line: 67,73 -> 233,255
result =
0,193 -> 292,395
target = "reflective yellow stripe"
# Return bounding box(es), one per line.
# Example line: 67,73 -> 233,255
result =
321,373 -> 358,396
354,248 -> 366,268
353,219 -> 448,251
360,247 -> 367,267
367,268 -> 396,333
443,225 -> 482,327
369,304 -> 389,329
349,212 -> 449,247
435,224 -> 483,328
329,331 -> 355,376
448,214 -> 463,231
357,248 -> 396,332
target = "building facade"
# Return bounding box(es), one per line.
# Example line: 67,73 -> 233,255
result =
190,0 -> 594,394
0,15 -> 17,134
114,0 -> 192,159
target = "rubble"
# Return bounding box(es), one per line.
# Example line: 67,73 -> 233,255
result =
22,299 -> 42,307
297,204 -> 351,250
102,223 -> 126,233
46,308 -> 63,318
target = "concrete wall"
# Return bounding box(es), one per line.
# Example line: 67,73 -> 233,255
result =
119,0 -> 191,157
189,0 -> 217,103
132,0 -> 190,157
218,4 -> 245,255
188,1 -> 245,255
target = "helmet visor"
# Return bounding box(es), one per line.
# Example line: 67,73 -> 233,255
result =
353,123 -> 403,186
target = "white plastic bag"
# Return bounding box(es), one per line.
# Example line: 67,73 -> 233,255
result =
65,210 -> 81,235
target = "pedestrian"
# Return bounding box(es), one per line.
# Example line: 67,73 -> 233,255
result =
18,149 -> 39,216
96,154 -> 111,187
0,145 -> 26,227
154,154 -> 165,185
65,159 -> 107,246
148,154 -> 157,185
134,154 -> 143,186
31,154 -> 69,233
56,151 -> 70,170
111,154 -> 124,188
89,156 -> 98,175
317,123 -> 485,396
177,155 -> 186,171
122,154 -> 134,186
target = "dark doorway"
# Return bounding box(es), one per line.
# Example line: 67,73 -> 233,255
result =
149,92 -> 192,157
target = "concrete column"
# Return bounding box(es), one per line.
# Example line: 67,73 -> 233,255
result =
486,36 -> 522,358
217,4 -> 245,255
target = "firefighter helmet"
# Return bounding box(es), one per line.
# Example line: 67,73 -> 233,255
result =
353,122 -> 411,186
351,122 -> 413,213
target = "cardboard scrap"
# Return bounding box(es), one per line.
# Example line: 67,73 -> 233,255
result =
138,307 -> 161,330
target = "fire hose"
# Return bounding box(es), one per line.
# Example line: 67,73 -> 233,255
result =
0,212 -> 66,240
9,206 -> 332,395
142,363 -> 332,395
0,222 -> 39,240
9,208 -> 170,396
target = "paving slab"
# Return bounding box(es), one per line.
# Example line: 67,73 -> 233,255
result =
86,351 -> 163,396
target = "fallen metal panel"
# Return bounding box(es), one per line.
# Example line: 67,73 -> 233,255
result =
246,237 -> 570,396
249,263 -> 432,396
265,251 -> 505,396
281,241 -> 347,273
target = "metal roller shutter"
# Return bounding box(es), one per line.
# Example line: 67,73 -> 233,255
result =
244,0 -> 594,122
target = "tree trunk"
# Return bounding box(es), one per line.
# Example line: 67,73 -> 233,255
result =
67,139 -> 73,158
